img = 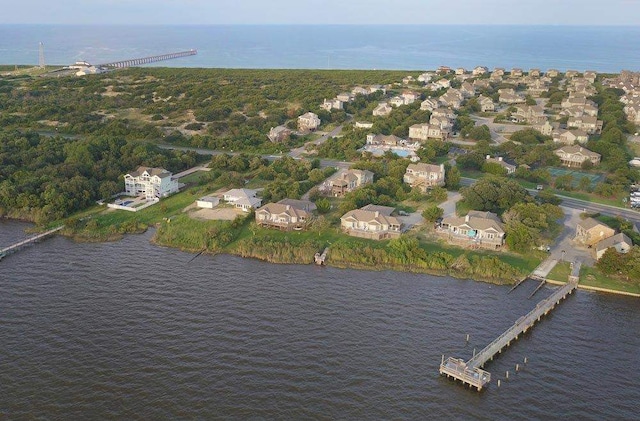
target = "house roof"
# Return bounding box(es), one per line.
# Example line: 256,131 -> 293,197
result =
277,198 -> 317,212
578,217 -> 610,231
341,207 -> 401,226
257,202 -> 310,219
595,233 -> 632,252
127,166 -> 171,178
224,188 -> 257,199
406,163 -> 444,174
360,204 -> 395,215
442,211 -> 505,233
555,145 -> 600,158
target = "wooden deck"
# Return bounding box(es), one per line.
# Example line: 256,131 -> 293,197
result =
440,264 -> 580,391
0,226 -> 64,260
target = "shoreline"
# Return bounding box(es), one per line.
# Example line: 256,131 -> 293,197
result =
6,220 -> 639,298
546,278 -> 640,297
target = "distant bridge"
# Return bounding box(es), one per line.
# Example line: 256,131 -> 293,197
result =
98,50 -> 197,69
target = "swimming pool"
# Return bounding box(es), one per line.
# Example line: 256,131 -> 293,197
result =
364,147 -> 413,157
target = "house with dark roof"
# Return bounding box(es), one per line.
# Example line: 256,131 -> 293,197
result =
595,233 -> 633,260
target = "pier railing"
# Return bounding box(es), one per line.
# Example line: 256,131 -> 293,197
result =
0,226 -> 64,260
439,265 -> 580,391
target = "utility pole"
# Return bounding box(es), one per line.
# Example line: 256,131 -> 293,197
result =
39,42 -> 45,69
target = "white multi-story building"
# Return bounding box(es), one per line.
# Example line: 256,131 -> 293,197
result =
124,167 -> 179,199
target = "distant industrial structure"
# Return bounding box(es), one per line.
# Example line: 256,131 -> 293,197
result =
38,42 -> 45,69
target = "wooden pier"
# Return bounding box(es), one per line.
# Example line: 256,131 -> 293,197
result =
440,263 -> 580,391
0,226 -> 64,260
99,50 -> 197,69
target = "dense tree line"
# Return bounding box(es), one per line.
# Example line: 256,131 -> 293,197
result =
0,68 -> 409,154
0,129 -> 198,223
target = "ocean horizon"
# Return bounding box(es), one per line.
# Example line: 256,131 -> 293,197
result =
1,24 -> 639,72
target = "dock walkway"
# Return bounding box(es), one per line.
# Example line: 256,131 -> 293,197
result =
439,262 -> 580,391
0,226 -> 64,260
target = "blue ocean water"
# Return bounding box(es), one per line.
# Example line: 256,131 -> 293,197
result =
0,24 -> 639,72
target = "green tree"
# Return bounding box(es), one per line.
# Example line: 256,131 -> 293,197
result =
460,176 -> 530,214
445,164 -> 461,190
422,205 -> 444,222
315,198 -> 331,214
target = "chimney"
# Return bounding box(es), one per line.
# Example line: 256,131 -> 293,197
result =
498,157 -> 503,161
286,205 -> 290,211
486,155 -> 491,160
375,211 -> 379,218
465,215 -> 470,222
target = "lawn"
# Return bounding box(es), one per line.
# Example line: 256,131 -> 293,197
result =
179,170 -> 212,184
547,261 -> 640,294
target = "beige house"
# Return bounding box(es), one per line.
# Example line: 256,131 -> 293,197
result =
255,201 -> 312,231
268,126 -> 292,143
430,115 -> 453,130
440,210 -> 506,249
473,66 -> 488,76
421,97 -> 441,111
575,218 -> 615,247
321,98 -> 344,111
566,116 -> 602,134
355,121 -> 374,129
499,91 -> 525,104
403,163 -> 445,191
555,145 -> 601,167
298,112 -> 321,131
595,233 -> 632,260
547,69 -> 560,78
553,129 -> 589,145
478,95 -> 495,112
409,123 -> 448,141
331,169 -> 374,197
513,105 -> 546,124
493,68 -> 505,76
389,96 -> 407,107
536,121 -> 555,136
373,102 -> 393,117
366,133 -> 404,146
529,68 -> 541,77
340,204 -> 402,240
460,82 -> 475,98
337,92 -> 355,103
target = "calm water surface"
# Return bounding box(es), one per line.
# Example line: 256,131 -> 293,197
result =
1,25 -> 639,72
1,221 -> 639,419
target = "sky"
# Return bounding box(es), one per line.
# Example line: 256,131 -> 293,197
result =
2,0 -> 640,25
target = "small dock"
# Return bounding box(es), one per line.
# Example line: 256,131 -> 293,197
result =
440,262 -> 580,391
314,248 -> 329,265
0,226 -> 64,260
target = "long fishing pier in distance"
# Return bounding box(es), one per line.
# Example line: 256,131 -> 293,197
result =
439,262 -> 581,391
0,226 -> 64,260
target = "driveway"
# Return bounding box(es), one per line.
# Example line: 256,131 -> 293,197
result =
438,191 -> 461,217
532,206 -> 594,278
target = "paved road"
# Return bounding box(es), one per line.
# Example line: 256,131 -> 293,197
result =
470,115 -> 524,144
460,177 -> 640,225
289,123 -> 345,158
